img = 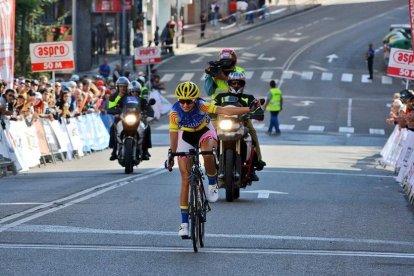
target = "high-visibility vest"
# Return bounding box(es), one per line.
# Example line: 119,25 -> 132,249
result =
266,88 -> 282,111
212,66 -> 245,99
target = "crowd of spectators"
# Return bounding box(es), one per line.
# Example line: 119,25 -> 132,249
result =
0,75 -> 119,126
385,89 -> 414,130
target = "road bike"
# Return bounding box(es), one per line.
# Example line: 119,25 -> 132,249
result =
168,147 -> 217,252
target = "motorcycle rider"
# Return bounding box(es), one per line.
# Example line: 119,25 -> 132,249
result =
213,71 -> 265,181
166,81 -> 262,237
204,48 -> 245,99
130,80 -> 153,160
108,77 -> 148,161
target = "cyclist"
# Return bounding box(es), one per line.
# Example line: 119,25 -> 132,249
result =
204,48 -> 245,99
213,71 -> 266,180
166,81 -> 262,237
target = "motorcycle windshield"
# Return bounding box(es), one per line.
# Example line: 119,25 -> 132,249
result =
124,96 -> 140,113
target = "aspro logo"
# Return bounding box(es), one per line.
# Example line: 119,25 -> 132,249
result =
33,43 -> 70,58
393,50 -> 414,65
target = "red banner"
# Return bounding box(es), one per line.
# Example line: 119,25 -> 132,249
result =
94,0 -> 133,13
410,0 -> 414,49
0,0 -> 15,88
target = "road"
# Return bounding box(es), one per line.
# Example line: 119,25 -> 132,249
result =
1,0 -> 414,275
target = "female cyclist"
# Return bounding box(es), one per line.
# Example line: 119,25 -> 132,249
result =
166,81 -> 262,236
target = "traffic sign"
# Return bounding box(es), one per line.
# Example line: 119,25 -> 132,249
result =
387,48 -> 414,80
134,46 -> 161,65
30,41 -> 74,72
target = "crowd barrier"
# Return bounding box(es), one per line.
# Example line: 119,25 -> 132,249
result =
380,125 -> 414,205
0,113 -> 112,174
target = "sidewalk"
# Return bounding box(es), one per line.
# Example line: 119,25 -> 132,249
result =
79,0 -> 320,79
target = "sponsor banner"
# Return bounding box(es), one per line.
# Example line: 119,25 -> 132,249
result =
134,46 -> 162,65
93,0 -> 132,13
0,0 -> 15,87
387,48 -> 414,80
30,41 -> 75,72
409,0 -> 414,49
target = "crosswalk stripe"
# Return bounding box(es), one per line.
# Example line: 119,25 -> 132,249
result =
382,76 -> 393,85
341,73 -> 353,82
180,73 -> 194,81
301,71 -> 313,80
321,72 -> 333,81
245,71 -> 254,79
369,128 -> 385,135
308,125 -> 325,132
160,73 -> 174,82
361,74 -> 372,83
339,127 -> 354,133
261,71 -> 273,80
280,124 -> 295,130
282,71 -> 293,79
200,73 -> 207,81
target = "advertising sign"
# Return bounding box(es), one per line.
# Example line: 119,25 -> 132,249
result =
29,41 -> 75,72
387,47 -> 414,80
0,0 -> 15,87
134,46 -> 162,65
93,0 -> 133,13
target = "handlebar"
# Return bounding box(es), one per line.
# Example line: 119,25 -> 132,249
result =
166,148 -> 218,172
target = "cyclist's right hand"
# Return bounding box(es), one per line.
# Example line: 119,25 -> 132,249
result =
164,159 -> 174,171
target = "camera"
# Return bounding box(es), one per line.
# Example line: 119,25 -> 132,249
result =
205,61 -> 223,77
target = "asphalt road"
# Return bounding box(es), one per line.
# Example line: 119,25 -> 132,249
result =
1,0 -> 414,275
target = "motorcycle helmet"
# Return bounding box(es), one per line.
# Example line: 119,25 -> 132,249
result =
116,76 -> 130,93
129,80 -> 142,94
70,74 -> 80,82
137,76 -> 146,86
219,48 -> 237,70
227,71 -> 246,94
175,81 -> 200,100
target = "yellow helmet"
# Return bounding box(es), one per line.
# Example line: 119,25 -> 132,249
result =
175,81 -> 200,100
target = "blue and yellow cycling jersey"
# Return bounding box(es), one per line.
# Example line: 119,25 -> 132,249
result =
169,99 -> 217,132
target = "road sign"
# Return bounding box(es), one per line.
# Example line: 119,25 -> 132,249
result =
134,46 -> 161,65
387,48 -> 414,80
30,41 -> 74,72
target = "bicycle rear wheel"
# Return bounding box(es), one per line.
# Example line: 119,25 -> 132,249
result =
190,174 -> 199,253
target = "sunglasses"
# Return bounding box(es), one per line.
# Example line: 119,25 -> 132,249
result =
228,81 -> 243,86
178,99 -> 195,105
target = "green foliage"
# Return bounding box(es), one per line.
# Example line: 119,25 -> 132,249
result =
14,0 -> 58,77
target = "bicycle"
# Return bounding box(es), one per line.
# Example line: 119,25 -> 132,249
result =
167,147 -> 217,252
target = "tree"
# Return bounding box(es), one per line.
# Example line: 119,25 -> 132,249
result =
15,0 -> 57,77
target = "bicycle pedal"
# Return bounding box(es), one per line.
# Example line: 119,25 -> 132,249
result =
181,235 -> 191,240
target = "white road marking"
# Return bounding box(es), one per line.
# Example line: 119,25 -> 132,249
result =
369,128 -> 385,135
339,127 -> 354,133
160,73 -> 174,82
0,169 -> 166,233
200,73 -> 207,80
321,72 -> 333,81
280,124 -> 295,130
382,75 -> 393,84
361,75 -> 372,83
308,125 -> 325,132
301,71 -> 313,80
261,71 -> 273,80
347,98 -> 352,127
281,70 -> 293,79
341,73 -> 353,82
0,203 -> 45,205
180,73 -> 194,81
244,71 -> 254,79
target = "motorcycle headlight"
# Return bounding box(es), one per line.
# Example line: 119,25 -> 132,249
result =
124,114 -> 137,125
219,119 -> 235,130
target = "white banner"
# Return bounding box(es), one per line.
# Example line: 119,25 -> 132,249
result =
0,0 -> 15,87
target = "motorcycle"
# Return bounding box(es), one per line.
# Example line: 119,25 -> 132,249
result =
115,96 -> 142,174
216,96 -> 264,202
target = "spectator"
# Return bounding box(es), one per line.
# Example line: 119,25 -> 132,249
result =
211,5 -> 221,28
200,10 -> 207,39
246,0 -> 257,24
154,26 -> 160,46
160,21 -> 175,54
112,64 -> 122,83
54,82 -> 63,101
366,43 -> 375,80
229,0 -> 238,22
264,79 -> 283,135
99,58 -> 111,80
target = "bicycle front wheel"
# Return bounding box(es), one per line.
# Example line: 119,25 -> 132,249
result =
198,183 -> 206,248
190,174 -> 199,252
